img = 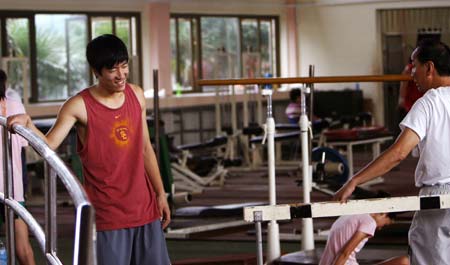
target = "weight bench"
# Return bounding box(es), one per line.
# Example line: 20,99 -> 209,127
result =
247,131 -> 302,169
171,136 -> 229,193
166,202 -> 265,239
324,126 -> 393,186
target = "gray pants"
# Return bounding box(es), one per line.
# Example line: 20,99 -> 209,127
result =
97,219 -> 171,265
409,184 -> 450,265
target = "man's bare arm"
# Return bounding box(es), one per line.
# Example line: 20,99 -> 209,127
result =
7,95 -> 85,151
132,84 -> 171,228
334,128 -> 420,202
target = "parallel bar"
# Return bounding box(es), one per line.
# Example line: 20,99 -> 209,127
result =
45,165 -> 58,263
2,128 -> 16,265
243,195 -> 450,222
198,74 -> 411,86
0,116 -> 96,265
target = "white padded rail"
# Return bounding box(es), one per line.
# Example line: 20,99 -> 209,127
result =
243,204 -> 292,222
244,194 -> 450,222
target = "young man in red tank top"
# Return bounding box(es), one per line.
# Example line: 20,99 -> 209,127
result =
7,34 -> 171,265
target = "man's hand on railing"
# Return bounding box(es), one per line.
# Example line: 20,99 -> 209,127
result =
157,194 -> 171,229
6,113 -> 32,132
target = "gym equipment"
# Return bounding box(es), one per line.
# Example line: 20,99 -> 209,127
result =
323,126 -> 389,141
324,131 -> 393,179
171,136 -> 228,193
244,194 -> 450,222
197,72 -> 412,265
311,147 -> 348,185
175,202 -> 266,218
246,194 -> 450,264
0,116 -> 96,264
166,201 -> 265,239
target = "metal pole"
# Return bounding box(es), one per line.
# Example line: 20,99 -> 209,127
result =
243,87 -> 249,128
256,85 -> 263,125
45,164 -> 58,264
2,126 -> 16,265
300,78 -> 314,250
215,87 -> 222,136
153,69 -> 160,164
262,88 -> 280,263
308,65 -> 315,130
0,117 -> 95,264
230,85 -> 237,160
254,211 -> 264,265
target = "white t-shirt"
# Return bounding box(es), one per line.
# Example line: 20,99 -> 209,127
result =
400,87 -> 450,187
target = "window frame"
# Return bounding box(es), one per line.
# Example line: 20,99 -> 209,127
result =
171,13 -> 280,93
0,10 -> 142,103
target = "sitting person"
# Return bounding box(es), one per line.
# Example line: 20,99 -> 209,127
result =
285,88 -> 302,124
319,213 -> 409,265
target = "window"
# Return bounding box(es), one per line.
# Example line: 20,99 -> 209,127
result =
5,17 -> 30,99
91,17 -> 113,38
171,15 -> 279,92
0,11 -> 141,102
201,17 -> 240,81
35,14 -> 88,100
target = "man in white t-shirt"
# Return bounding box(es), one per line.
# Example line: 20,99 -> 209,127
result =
334,39 -> 450,265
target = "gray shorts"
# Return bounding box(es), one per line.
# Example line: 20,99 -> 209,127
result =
96,219 -> 171,265
409,184 -> 450,265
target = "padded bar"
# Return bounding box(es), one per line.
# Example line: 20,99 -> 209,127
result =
243,194 -> 450,222
197,74 -> 412,86
178,136 -> 228,150
250,131 -> 301,144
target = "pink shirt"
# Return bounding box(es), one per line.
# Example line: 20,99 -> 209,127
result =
0,97 -> 28,201
319,214 -> 376,265
285,102 -> 301,119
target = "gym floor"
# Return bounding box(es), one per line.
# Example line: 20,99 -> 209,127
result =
16,145 -> 418,264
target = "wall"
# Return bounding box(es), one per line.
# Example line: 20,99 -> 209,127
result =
0,0 -> 295,117
297,0 -> 450,125
5,0 -> 450,127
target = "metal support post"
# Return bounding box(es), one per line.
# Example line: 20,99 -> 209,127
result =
300,74 -> 315,250
254,211 -> 264,265
262,88 -> 280,263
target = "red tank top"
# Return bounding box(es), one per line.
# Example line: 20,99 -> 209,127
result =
77,84 -> 159,231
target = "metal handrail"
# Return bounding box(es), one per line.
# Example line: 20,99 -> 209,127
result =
0,116 -> 96,265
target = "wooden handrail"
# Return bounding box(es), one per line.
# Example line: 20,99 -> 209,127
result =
197,74 -> 412,86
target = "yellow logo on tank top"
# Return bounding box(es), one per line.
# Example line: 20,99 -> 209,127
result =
110,119 -> 133,147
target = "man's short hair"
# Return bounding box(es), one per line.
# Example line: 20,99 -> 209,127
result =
86,34 -> 129,75
415,38 -> 450,76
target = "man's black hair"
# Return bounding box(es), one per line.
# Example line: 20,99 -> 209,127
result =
387,212 -> 397,220
289,88 -> 301,102
415,38 -> 450,76
0,69 -> 7,100
86,34 -> 129,75
368,191 -> 399,219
